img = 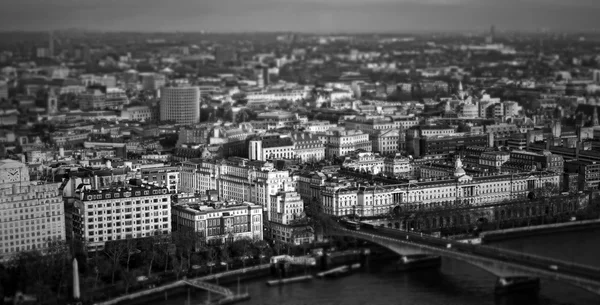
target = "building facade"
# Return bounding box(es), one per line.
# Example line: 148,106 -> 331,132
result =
160,86 -> 201,124
70,181 -> 171,252
269,191 -> 314,245
319,161 -> 560,218
171,201 -> 263,246
0,160 -> 65,262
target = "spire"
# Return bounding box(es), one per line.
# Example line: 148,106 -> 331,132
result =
458,81 -> 466,101
593,107 -> 599,127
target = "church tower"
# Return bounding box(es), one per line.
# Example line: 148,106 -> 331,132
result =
593,107 -> 599,127
47,91 -> 58,115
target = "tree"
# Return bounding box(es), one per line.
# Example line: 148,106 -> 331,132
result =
273,240 -> 284,256
121,269 -> 140,294
140,233 -> 159,277
220,244 -> 232,271
104,242 -> 127,284
207,247 -> 218,274
124,237 -> 138,272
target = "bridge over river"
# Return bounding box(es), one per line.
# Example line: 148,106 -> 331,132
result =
334,224 -> 600,295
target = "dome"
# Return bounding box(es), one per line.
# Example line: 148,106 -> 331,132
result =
454,156 -> 466,177
454,167 -> 466,177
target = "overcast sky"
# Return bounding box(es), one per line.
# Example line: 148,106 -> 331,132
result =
1,0 -> 598,32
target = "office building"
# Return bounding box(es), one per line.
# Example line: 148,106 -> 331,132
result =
0,159 -> 65,262
141,166 -> 180,193
160,86 -> 201,124
269,191 -> 314,245
179,158 -> 294,221
171,201 -> 263,246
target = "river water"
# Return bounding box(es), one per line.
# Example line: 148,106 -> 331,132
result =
151,228 -> 600,305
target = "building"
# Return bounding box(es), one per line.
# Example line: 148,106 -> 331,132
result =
141,166 -> 180,193
179,158 -> 294,221
342,151 -> 385,174
249,135 -> 295,161
245,90 -> 308,102
121,105 -> 156,122
0,160 -> 65,262
506,150 -> 564,173
324,130 -> 371,158
70,180 -> 171,252
140,73 -> 167,91
383,154 -> 412,177
252,111 -> 300,130
408,130 -> 489,158
290,132 -> 325,163
303,121 -> 337,133
171,201 -> 263,246
564,160 -> 600,191
479,151 -> 510,170
269,191 -> 314,245
319,159 -> 561,217
372,129 -> 404,154
160,86 -> 201,124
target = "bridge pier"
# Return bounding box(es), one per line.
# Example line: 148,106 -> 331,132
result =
494,276 -> 540,295
397,254 -> 441,271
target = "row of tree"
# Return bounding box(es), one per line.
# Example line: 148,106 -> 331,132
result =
0,230 -> 291,303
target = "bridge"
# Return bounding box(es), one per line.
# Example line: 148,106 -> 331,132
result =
95,279 -> 235,305
333,225 -> 600,295
184,279 -> 234,297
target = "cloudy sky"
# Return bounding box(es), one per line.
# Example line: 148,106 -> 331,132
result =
1,0 -> 598,32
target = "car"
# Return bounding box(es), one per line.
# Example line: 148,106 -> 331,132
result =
136,275 -> 149,282
207,262 -> 216,267
549,265 -> 558,271
192,265 -> 202,270
446,244 -> 452,249
220,262 -> 227,266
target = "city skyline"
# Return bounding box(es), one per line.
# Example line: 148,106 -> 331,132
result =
1,0 -> 599,33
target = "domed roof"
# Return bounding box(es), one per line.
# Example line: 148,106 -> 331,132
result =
454,156 -> 466,177
454,167 -> 466,177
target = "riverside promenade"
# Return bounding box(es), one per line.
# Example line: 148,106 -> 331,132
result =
94,264 -> 270,305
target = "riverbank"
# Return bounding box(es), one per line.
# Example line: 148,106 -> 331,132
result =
480,219 -> 600,243
95,248 -> 379,305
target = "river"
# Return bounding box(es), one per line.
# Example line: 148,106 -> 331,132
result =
150,228 -> 600,305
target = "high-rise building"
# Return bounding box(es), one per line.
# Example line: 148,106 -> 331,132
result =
0,159 -> 66,262
160,86 -> 201,124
